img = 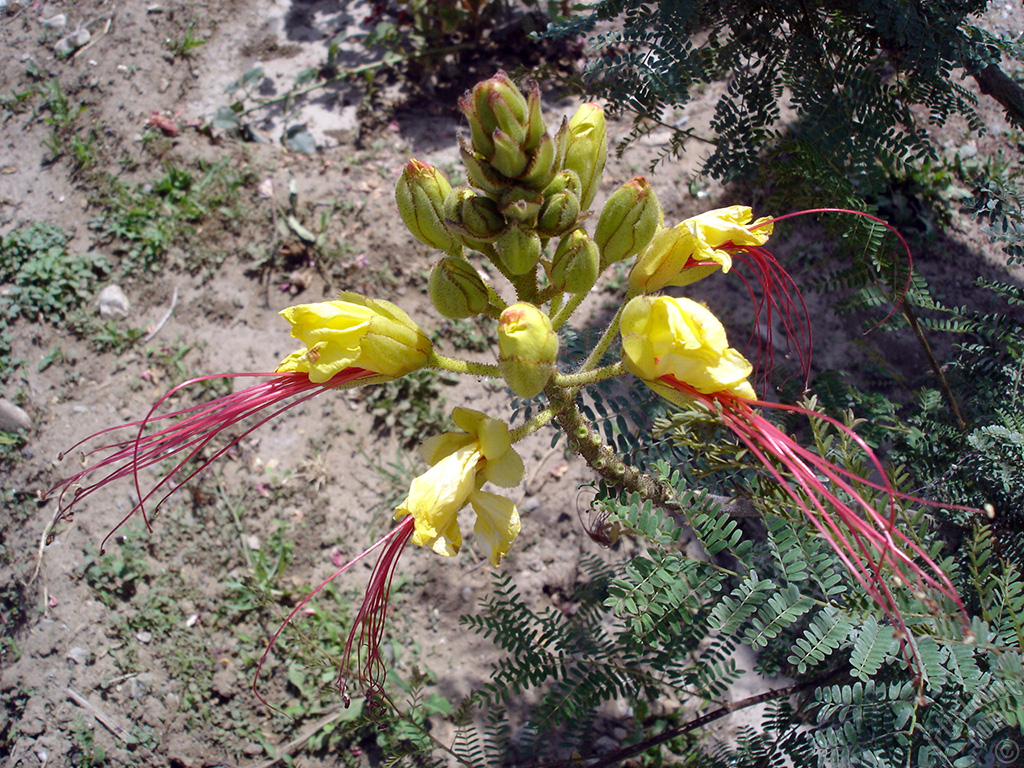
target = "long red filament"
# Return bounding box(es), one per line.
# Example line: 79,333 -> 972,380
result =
50,368 -> 372,551
658,376 -> 972,646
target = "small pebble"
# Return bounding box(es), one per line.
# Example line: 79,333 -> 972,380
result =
66,646 -> 92,665
0,399 -> 30,432
97,284 -> 130,319
136,631 -> 153,644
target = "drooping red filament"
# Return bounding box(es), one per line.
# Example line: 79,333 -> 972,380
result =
251,517 -> 415,713
683,208 -> 916,392
658,375 -> 973,670
50,368 -> 373,551
338,515 -> 416,711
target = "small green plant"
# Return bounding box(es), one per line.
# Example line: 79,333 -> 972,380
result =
361,369 -> 456,446
94,158 -> 249,274
82,529 -> 151,607
69,716 -> 107,768
0,223 -> 107,321
39,78 -> 86,163
0,222 -> 108,382
166,17 -> 205,59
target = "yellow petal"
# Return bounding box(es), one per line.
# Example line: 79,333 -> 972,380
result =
480,449 -> 524,489
621,295 -> 755,397
470,490 -> 521,566
275,349 -> 310,374
420,432 -> 475,466
477,416 -> 512,461
397,446 -> 478,555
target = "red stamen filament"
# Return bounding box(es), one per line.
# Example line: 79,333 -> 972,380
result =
50,368 -> 372,551
659,376 -> 972,667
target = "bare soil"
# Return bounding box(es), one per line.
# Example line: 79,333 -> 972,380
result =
2,1 -> 1023,767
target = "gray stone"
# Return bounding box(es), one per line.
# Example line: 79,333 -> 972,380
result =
54,27 -> 90,57
40,13 -> 67,29
66,646 -> 93,665
97,284 -> 130,319
0,399 -> 30,432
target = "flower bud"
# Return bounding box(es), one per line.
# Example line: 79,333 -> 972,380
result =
460,136 -> 508,195
563,102 -> 607,210
396,159 -> 460,255
491,129 -> 530,179
498,303 -> 558,398
523,82 -> 545,154
543,169 -> 582,199
429,257 -> 490,319
518,120 -> 565,190
593,177 -> 663,266
461,72 -> 529,158
550,229 -> 600,293
494,225 -> 542,276
537,190 -> 581,237
445,187 -> 506,246
499,187 -> 543,224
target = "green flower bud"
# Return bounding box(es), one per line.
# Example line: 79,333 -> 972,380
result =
551,229 -> 600,293
518,120 -> 565,190
523,81 -> 545,154
429,257 -> 490,319
537,190 -> 581,237
499,187 -> 543,224
460,136 -> 509,195
491,129 -> 530,179
543,169 -> 582,198
564,102 -> 607,210
460,71 -> 529,159
396,159 -> 461,255
593,177 -> 663,266
494,225 -> 542,276
488,88 -> 529,148
497,303 -> 558,398
445,187 -> 506,245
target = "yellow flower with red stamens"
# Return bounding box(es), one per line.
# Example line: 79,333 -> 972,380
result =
619,293 -> 969,655
630,205 -> 773,292
396,408 -> 524,565
276,293 -> 432,383
620,295 -> 756,400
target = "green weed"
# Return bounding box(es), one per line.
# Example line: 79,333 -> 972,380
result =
94,159 -> 249,273
0,223 -> 107,321
69,715 -> 107,768
361,369 -> 455,447
82,528 -> 151,607
166,17 -> 206,59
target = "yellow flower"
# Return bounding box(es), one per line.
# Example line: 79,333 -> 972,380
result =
630,206 -> 773,292
396,408 -> 524,565
620,295 -> 756,400
276,293 -> 431,383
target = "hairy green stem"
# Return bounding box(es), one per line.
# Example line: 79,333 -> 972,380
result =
551,290 -> 588,330
429,353 -> 500,378
553,362 -> 626,388
576,302 -> 626,376
544,383 -> 759,520
509,407 -> 555,443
